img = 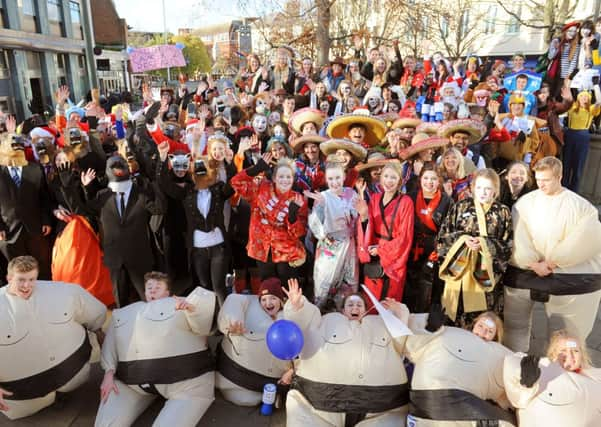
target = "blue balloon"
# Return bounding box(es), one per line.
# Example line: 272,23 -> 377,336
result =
266,319 -> 304,360
175,42 -> 185,50
126,46 -> 134,54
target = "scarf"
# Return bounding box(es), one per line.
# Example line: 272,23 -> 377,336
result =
257,185 -> 294,227
414,190 -> 442,261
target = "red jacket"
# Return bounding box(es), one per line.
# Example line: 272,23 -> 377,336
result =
231,171 -> 308,263
148,127 -> 190,153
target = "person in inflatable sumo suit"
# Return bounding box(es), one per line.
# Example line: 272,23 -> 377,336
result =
283,279 -> 411,427
0,255 -> 107,420
504,330 -> 601,427
401,306 -> 517,427
216,277 -> 293,406
95,271 -> 217,427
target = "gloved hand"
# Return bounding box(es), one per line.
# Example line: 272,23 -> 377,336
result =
519,355 -> 541,388
425,303 -> 446,332
57,162 -> 73,187
145,101 -> 161,125
516,131 -> 526,144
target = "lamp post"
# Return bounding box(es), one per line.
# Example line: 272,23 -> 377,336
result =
162,0 -> 171,83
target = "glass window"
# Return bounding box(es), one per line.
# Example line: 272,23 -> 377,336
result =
485,6 -> 497,34
21,0 -> 35,16
507,5 -> 521,34
69,1 -> 80,23
47,0 -> 62,22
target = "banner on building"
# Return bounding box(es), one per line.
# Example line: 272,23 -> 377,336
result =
129,45 -> 186,73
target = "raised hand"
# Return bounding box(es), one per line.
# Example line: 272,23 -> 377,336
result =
293,193 -> 305,207
355,197 -> 369,220
5,115 -> 16,134
145,101 -> 161,124
303,190 -> 324,204
81,168 -> 96,187
261,151 -> 273,165
283,278 -> 303,311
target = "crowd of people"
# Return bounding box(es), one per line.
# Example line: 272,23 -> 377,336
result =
1,17 -> 601,427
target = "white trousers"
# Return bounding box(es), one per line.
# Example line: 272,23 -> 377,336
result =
503,287 -> 601,352
94,371 -> 214,427
286,389 -> 407,427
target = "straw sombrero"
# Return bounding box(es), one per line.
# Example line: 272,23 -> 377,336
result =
391,116 -> 422,130
326,111 -> 387,147
377,112 -> 400,129
291,135 -> 326,154
415,121 -> 442,136
399,132 -> 448,161
355,151 -> 394,172
438,119 -> 486,145
288,108 -> 326,135
320,138 -> 368,161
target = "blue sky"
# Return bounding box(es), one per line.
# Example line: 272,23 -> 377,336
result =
113,0 -> 245,33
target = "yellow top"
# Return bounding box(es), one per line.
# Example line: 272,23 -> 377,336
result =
568,104 -> 601,130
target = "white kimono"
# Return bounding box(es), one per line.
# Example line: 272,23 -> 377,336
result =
308,187 -> 359,309
0,281 -> 106,420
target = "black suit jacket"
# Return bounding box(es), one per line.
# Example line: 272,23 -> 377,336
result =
86,179 -> 163,271
0,164 -> 53,242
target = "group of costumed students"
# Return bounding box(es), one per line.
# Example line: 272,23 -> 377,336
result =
2,23 -> 601,424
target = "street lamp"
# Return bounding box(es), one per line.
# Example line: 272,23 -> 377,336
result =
162,0 -> 171,82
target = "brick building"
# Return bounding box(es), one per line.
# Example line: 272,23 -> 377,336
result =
90,0 -> 130,94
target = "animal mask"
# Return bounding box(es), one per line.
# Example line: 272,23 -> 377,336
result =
0,133 -> 28,167
64,126 -> 89,157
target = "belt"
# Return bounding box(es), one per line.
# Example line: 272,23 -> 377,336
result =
291,375 -> 409,414
116,349 -> 215,385
0,336 -> 91,400
505,266 -> 601,297
410,389 -> 516,426
217,345 -> 280,392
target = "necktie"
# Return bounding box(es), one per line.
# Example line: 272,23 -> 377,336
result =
10,167 -> 20,187
119,192 -> 126,218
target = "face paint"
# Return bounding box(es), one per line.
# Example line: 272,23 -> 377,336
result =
252,115 -> 268,133
168,153 -> 191,173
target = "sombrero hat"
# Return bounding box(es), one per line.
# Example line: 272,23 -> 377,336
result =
320,138 -> 368,161
438,118 -> 486,145
415,121 -> 442,136
288,108 -> 326,135
399,132 -> 448,160
377,112 -> 400,129
291,134 -> 326,154
326,111 -> 387,147
355,151 -> 394,172
391,116 -> 422,130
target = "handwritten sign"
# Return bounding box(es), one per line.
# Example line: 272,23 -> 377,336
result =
129,45 -> 186,73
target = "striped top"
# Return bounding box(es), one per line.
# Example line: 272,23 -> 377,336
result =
560,43 -> 580,79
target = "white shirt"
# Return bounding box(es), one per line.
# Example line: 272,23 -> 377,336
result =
108,180 -> 133,216
9,166 -> 22,182
193,189 -> 224,248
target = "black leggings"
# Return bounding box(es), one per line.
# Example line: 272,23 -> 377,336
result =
191,243 -> 230,307
256,253 -> 302,289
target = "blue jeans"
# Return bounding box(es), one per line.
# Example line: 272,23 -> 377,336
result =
562,129 -> 591,192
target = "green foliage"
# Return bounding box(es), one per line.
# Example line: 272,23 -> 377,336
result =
135,33 -> 212,80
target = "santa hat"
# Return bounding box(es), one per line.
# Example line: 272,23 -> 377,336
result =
258,278 -> 285,301
186,119 -> 200,131
29,127 -> 54,140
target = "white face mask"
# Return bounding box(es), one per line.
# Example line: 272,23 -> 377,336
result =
566,27 -> 578,40
252,116 -> 267,133
581,28 -> 592,37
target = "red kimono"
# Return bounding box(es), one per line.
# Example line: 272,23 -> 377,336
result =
357,192 -> 414,302
231,170 -> 308,264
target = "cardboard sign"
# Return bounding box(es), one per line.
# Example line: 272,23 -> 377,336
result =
129,45 -> 186,73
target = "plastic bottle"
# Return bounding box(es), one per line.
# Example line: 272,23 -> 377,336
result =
260,383 -> 277,416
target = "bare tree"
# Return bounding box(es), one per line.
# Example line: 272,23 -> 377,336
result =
494,0 -> 578,42
429,0 -> 488,58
